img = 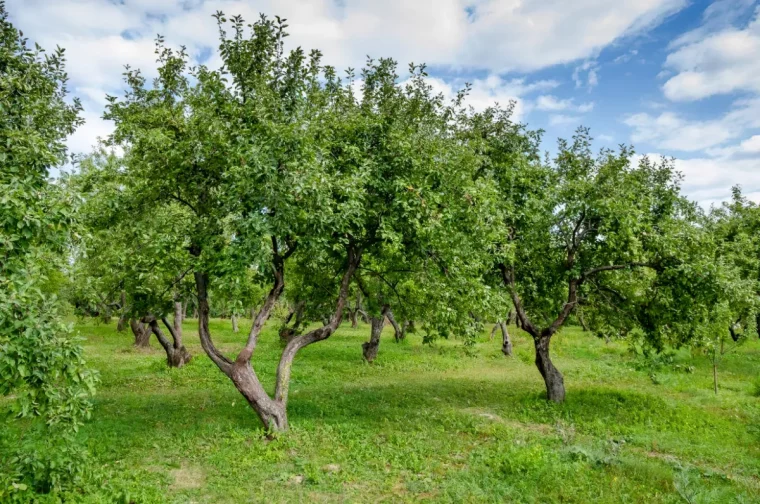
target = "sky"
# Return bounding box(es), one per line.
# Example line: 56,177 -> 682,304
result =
7,0 -> 760,207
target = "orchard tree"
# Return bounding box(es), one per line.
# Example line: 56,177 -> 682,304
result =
103,13 -> 488,431
0,3 -> 97,496
474,110 -> 721,402
69,150 -> 193,366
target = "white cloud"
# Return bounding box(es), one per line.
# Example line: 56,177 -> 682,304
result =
3,0 -> 689,156
662,6 -> 760,101
623,97 -> 760,152
633,151 -> 760,206
426,75 -> 559,120
535,95 -> 594,113
549,114 -> 581,126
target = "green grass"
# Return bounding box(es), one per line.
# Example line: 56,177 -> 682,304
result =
5,319 -> 760,503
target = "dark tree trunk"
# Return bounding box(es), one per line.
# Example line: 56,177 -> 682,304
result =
756,313 -> 760,340
148,316 -> 191,368
350,309 -> 358,328
232,314 -> 239,333
729,323 -> 740,342
130,319 -> 151,348
515,315 -> 523,330
490,323 -> 499,341
386,309 -> 407,342
279,301 -> 305,343
534,336 -> 564,402
362,314 -> 386,362
507,310 -> 516,326
500,322 -> 513,357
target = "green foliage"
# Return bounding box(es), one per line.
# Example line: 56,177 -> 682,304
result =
0,2 -> 97,495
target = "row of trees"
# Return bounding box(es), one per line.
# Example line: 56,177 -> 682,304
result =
63,12 -> 760,432
4,8 -> 760,443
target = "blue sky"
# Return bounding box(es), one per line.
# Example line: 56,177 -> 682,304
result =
7,0 -> 760,206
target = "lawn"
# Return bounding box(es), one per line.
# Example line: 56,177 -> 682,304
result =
5,319 -> 760,503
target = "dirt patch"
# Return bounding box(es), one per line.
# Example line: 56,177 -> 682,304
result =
169,463 -> 205,490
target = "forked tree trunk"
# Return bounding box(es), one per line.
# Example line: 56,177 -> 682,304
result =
386,309 -> 407,342
362,314 -> 386,362
534,336 -> 565,402
193,244 -> 361,433
499,322 -> 513,357
279,301 -> 305,343
232,314 -> 239,333
146,310 -> 191,368
130,319 -> 151,348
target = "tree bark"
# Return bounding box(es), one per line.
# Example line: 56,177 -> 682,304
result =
500,322 -> 513,357
386,309 -> 407,342
148,316 -> 192,368
130,319 -> 151,348
174,301 -> 183,341
193,241 -> 360,432
362,313 -> 386,362
232,314 -> 239,333
350,309 -> 358,328
534,336 -> 565,402
279,301 -> 305,342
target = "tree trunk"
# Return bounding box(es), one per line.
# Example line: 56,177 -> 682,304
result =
193,244 -> 361,433
130,319 -> 151,348
534,336 -> 565,402
713,362 -> 718,395
230,361 -> 289,431
386,309 -> 406,342
362,315 -> 385,362
500,322 -> 513,357
174,301 -> 183,340
350,309 -> 358,328
148,316 -> 191,368
490,323 -> 498,341
182,300 -> 189,319
507,310 -> 516,326
232,314 -> 239,333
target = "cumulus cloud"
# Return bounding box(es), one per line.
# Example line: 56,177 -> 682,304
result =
4,0 -> 689,156
624,97 -> 760,152
662,6 -> 760,101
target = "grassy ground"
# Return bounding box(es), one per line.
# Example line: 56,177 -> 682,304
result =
6,319 -> 760,503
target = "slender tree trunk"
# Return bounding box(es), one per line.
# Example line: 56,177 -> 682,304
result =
713,351 -> 718,395
279,301 -> 305,343
386,309 -> 406,342
116,291 -> 128,332
500,322 -> 513,357
174,301 -> 183,339
232,314 -> 239,333
182,300 -> 189,319
534,336 -> 565,402
350,309 -> 358,328
130,319 -> 151,348
490,323 -> 498,341
362,313 -> 386,362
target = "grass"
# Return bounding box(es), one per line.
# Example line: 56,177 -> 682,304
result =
4,319 -> 760,503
